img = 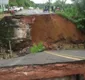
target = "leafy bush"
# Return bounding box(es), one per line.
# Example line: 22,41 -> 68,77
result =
74,18 -> 85,29
56,7 -> 85,32
74,18 -> 85,33
56,6 -> 78,19
30,42 -> 45,53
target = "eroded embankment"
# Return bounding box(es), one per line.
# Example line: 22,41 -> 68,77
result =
0,61 -> 85,80
31,14 -> 85,43
0,14 -> 85,51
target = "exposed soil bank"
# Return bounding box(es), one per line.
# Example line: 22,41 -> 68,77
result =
0,61 -> 85,80
31,14 -> 85,43
0,14 -> 85,51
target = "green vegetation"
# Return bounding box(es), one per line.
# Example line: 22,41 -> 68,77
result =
9,0 -> 35,8
35,4 -> 45,9
53,0 -> 85,33
30,42 -> 45,53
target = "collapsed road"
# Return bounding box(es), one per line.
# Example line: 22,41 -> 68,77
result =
0,50 -> 85,67
0,13 -> 85,80
0,13 -> 85,51
0,50 -> 85,80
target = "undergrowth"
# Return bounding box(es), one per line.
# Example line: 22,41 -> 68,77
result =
30,42 -> 45,53
56,11 -> 85,33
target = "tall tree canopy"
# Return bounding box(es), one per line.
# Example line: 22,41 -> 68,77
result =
9,0 -> 35,8
71,0 -> 85,17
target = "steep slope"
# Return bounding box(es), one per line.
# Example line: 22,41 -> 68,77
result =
31,14 -> 85,44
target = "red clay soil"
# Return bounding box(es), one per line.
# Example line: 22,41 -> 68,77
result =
30,14 -> 85,44
1,14 -> 85,50
0,61 -> 85,80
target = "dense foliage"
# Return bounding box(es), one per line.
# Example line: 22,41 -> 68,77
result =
9,0 -> 35,8
53,0 -> 85,33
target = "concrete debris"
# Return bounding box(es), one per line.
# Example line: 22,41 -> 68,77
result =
0,16 -> 34,51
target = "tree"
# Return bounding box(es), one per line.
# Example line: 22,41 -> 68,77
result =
71,0 -> 85,32
71,0 -> 85,17
54,0 -> 67,9
9,0 -> 35,8
9,0 -> 17,6
16,0 -> 25,7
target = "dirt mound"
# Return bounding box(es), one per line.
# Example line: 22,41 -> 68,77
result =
31,14 -> 85,44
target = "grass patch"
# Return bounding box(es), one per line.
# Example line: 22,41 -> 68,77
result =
30,42 -> 45,53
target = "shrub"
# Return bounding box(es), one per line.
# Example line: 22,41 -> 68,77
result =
30,42 -> 45,53
56,8 -> 85,32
